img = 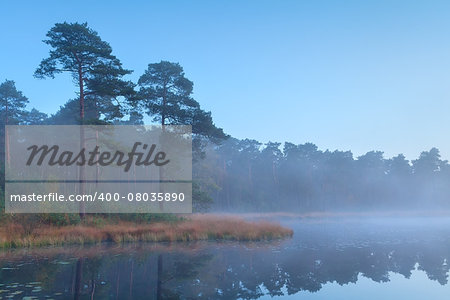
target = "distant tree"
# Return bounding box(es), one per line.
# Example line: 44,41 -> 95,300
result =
410,148 -> 444,204
46,99 -> 88,125
23,108 -> 48,125
254,142 -> 282,208
192,182 -> 213,212
196,137 -> 450,212
322,150 -> 356,208
237,139 -> 261,186
412,148 -> 442,175
0,80 -> 29,165
260,142 -> 282,183
355,151 -> 386,205
357,151 -> 385,175
0,80 -> 28,126
387,154 -> 411,177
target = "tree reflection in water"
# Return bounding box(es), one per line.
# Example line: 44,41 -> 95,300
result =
0,219 -> 449,299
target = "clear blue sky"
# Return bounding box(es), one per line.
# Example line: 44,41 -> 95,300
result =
1,0 -> 450,160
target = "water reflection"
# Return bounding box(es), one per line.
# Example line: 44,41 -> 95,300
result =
0,218 -> 450,299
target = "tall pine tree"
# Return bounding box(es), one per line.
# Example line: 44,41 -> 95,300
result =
35,22 -> 134,217
34,22 -> 134,125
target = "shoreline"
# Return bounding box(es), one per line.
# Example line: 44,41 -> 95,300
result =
0,215 -> 293,249
208,210 -> 450,220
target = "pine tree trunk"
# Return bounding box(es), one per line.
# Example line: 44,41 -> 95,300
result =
159,85 -> 167,212
5,101 -> 9,166
78,65 -> 86,219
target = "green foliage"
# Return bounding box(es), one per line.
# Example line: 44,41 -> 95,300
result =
23,108 -> 48,125
135,60 -> 227,158
39,213 -> 81,226
0,80 -> 29,125
35,22 -> 135,125
412,147 -> 443,175
137,61 -> 196,126
35,22 -> 125,80
196,138 -> 450,212
84,215 -> 107,227
113,213 -> 182,224
192,181 -> 213,213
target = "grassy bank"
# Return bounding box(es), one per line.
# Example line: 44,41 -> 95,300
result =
0,214 -> 293,248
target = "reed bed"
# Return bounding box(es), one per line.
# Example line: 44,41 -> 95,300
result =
0,215 -> 293,248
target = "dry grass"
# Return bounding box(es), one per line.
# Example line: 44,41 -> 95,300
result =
0,215 -> 293,248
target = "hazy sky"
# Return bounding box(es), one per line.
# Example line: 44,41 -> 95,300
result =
1,0 -> 450,160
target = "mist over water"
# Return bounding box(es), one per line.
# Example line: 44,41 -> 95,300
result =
1,216 -> 450,299
194,139 -> 450,213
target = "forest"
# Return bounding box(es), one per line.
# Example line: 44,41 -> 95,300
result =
1,22 -> 449,214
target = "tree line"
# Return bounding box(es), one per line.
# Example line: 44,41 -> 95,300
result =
1,22 -> 449,213
194,139 -> 450,212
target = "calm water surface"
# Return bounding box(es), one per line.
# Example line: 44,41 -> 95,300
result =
1,217 -> 450,299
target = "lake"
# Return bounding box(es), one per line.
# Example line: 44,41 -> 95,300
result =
1,216 -> 450,299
